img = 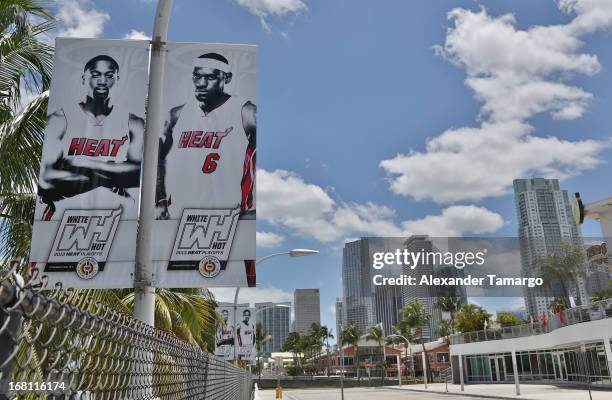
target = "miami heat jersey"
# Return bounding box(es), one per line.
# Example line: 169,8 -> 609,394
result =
237,321 -> 255,347
35,103 -> 139,221
164,96 -> 251,217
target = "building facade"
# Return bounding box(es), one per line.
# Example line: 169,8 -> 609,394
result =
513,178 -> 586,318
335,297 -> 344,342
255,302 -> 291,356
293,289 -> 320,335
342,239 -> 376,334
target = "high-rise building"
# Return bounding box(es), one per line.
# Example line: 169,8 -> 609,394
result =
255,302 -> 291,356
335,297 -> 344,341
294,289 -> 320,335
342,239 -> 376,334
514,178 -> 586,318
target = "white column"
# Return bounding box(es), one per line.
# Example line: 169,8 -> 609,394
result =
603,335 -> 612,379
422,351 -> 428,389
512,349 -> 520,396
458,355 -> 464,391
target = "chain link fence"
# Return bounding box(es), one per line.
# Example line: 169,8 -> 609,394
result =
0,273 -> 253,399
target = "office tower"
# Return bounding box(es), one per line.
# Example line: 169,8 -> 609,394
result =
294,289 -> 321,335
335,297 -> 344,341
255,302 -> 291,356
400,235 -> 443,341
342,239 -> 376,334
514,178 -> 586,318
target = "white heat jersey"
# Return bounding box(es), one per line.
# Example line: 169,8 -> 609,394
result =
215,323 -> 234,344
237,321 -> 255,348
164,96 -> 251,217
35,103 -> 139,221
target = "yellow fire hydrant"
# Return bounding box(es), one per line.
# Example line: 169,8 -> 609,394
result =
275,386 -> 283,399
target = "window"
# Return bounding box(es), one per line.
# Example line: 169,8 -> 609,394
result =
437,352 -> 450,363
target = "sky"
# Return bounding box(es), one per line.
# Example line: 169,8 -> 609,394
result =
46,0 -> 612,342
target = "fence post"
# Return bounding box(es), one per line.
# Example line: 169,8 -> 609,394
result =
0,308 -> 22,399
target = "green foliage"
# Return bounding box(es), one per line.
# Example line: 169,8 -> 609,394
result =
435,319 -> 452,341
537,242 -> 585,300
496,313 -> 523,327
590,284 -> 612,302
455,303 -> 492,333
401,300 -> 431,340
434,296 -> 463,333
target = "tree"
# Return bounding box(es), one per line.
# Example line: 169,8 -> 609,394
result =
366,324 -> 386,385
400,300 -> 432,382
390,320 -> 415,379
496,313 -> 524,328
435,319 -> 452,343
590,286 -> 612,302
319,326 -> 334,377
537,242 -> 585,303
282,332 -> 302,369
255,322 -> 272,385
340,324 -> 361,382
455,303 -> 492,333
435,296 -> 463,334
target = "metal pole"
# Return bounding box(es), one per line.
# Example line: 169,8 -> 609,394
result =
233,286 -> 241,362
422,351 -> 428,388
459,355 -> 464,391
340,337 -> 345,400
396,355 -> 401,387
511,349 -> 520,396
133,0 -> 173,325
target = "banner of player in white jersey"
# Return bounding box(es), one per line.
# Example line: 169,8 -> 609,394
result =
29,39 -> 256,289
214,305 -> 256,363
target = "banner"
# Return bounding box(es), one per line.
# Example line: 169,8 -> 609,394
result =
215,303 -> 256,363
29,38 -> 149,288
152,43 -> 257,288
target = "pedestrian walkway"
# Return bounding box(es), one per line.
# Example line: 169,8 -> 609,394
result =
384,382 -> 612,400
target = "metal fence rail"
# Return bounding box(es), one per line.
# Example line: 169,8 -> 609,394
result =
0,276 -> 253,399
450,299 -> 612,345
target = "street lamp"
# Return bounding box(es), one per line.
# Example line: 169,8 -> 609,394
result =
232,249 -> 319,361
387,334 -> 414,386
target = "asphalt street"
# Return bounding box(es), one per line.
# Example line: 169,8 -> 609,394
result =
255,387 -> 478,400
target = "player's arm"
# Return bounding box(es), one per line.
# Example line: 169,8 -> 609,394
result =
155,105 -> 183,219
62,114 -> 144,188
38,110 -> 93,202
240,101 -> 256,215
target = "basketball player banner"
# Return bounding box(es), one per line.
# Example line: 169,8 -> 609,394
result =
29,38 -> 149,288
29,39 -> 256,289
151,42 -> 256,288
215,304 -> 257,363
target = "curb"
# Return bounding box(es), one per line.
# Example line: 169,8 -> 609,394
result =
381,386 -> 534,400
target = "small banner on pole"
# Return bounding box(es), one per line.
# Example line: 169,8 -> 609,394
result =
215,304 -> 257,363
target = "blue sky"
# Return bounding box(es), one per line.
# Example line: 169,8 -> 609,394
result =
49,0 -> 612,340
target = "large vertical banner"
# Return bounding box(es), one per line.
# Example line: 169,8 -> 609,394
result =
214,304 -> 256,363
152,43 -> 257,288
29,38 -> 149,288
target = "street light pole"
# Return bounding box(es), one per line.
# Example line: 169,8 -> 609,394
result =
232,249 -> 319,362
133,0 -> 173,325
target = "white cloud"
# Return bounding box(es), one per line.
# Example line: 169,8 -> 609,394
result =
55,0 -> 110,38
257,231 -> 285,248
381,5 -> 612,204
210,285 -> 293,306
235,0 -> 307,32
258,169 -> 504,242
123,30 -> 150,40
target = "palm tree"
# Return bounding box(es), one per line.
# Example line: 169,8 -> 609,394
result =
401,300 -> 432,382
391,320 -> 414,379
435,295 -> 463,334
318,325 -> 334,377
455,303 -> 491,333
0,1 -> 219,353
435,319 -> 452,344
0,0 -> 54,264
255,322 -> 272,385
366,324 -> 386,385
340,324 -> 361,383
537,242 -> 584,304
282,331 -> 302,369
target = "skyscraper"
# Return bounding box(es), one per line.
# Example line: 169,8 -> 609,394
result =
514,178 -> 586,318
255,302 -> 291,356
335,297 -> 344,342
342,239 -> 376,334
294,289 -> 321,335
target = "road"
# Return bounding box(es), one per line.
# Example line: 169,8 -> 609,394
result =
254,387 -> 477,400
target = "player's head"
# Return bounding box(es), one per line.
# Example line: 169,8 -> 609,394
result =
82,55 -> 119,100
242,309 -> 251,322
192,53 -> 232,103
221,309 -> 229,322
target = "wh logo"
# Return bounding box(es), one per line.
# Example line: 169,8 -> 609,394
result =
49,207 -> 122,262
171,208 -> 240,261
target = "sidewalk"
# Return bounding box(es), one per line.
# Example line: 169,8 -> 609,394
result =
384,382 -> 612,400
